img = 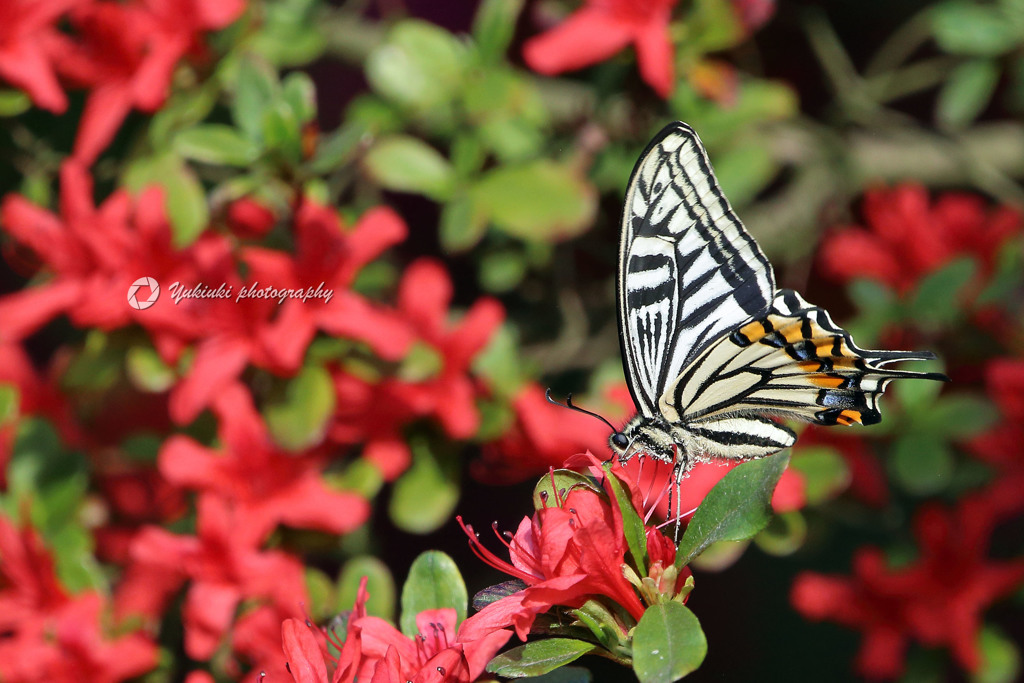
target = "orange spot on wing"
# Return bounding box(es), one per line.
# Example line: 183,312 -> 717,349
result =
810,375 -> 845,389
837,409 -> 862,425
740,320 -> 769,342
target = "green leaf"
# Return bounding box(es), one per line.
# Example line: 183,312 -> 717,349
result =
632,603 -> 707,683
262,100 -> 303,163
932,1 -> 1021,56
938,59 -> 1000,128
337,556 -> 396,620
890,433 -> 955,496
532,469 -> 603,510
907,257 -> 976,326
365,20 -> 467,108
973,625 -> 1021,683
519,666 -> 593,683
440,194 -> 488,252
174,124 -> 261,166
788,446 -> 851,505
389,439 -> 459,534
487,639 -> 597,678
711,140 -> 777,207
363,135 -> 456,200
0,384 -> 18,425
469,161 -> 596,242
674,451 -> 790,568
479,249 -> 528,292
472,0 -> 524,63
753,510 -> 807,556
603,462 -> 648,575
0,89 -> 31,117
123,153 -> 209,246
472,578 -> 527,611
232,55 -> 279,139
399,550 -> 467,636
915,394 -> 999,439
282,71 -> 317,124
264,365 -> 336,451
894,369 -> 946,415
125,346 -> 176,393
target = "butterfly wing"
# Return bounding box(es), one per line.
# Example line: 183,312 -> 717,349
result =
661,289 -> 947,459
618,122 -> 776,417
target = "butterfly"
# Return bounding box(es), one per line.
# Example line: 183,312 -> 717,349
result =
603,122 -> 946,505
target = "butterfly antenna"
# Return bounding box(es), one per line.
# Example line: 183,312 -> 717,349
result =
545,388 -> 618,432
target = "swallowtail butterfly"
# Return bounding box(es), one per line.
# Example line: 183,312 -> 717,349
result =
609,122 -> 946,499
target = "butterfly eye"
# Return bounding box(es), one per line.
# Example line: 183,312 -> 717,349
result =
611,433 -> 628,449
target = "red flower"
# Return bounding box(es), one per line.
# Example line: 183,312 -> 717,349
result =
819,184 -> 1022,293
0,160 -> 223,347
0,516 -> 157,682
54,0 -> 243,164
791,491 -> 1024,679
0,0 -> 77,112
281,579 -> 511,683
472,382 -> 620,484
117,495 -> 307,660
160,382 -> 370,545
523,0 -> 678,97
969,358 -> 1024,480
329,259 -> 503,479
226,197 -> 277,239
458,460 -> 690,643
241,201 -> 414,370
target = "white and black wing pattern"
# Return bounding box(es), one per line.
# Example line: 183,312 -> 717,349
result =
660,289 -> 948,458
617,122 -> 776,417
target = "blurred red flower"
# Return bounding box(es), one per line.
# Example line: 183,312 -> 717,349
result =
969,359 -> 1024,487
458,460 -> 690,643
117,495 -> 307,660
0,161 -> 224,348
819,184 -> 1021,293
473,382 -> 624,484
226,197 -> 277,239
0,0 -> 77,112
523,0 -> 678,97
0,516 -> 157,682
791,491 -> 1024,679
55,0 -> 243,164
330,259 -> 503,479
160,382 -> 370,545
281,579 -> 510,683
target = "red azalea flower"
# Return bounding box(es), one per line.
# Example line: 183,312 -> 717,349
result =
472,382 -> 621,484
116,495 -> 307,660
458,460 -> 691,643
395,259 -> 504,439
819,184 -> 1022,293
160,382 -> 370,545
329,259 -> 503,479
969,358 -> 1024,476
523,0 -> 678,97
241,201 -> 414,372
791,491 -> 1024,679
281,581 -> 511,683
0,160 -> 225,347
0,516 -> 157,682
226,197 -> 277,239
54,0 -> 243,164
0,0 -> 78,112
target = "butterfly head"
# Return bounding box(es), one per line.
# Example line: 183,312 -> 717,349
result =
611,415 -> 679,466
